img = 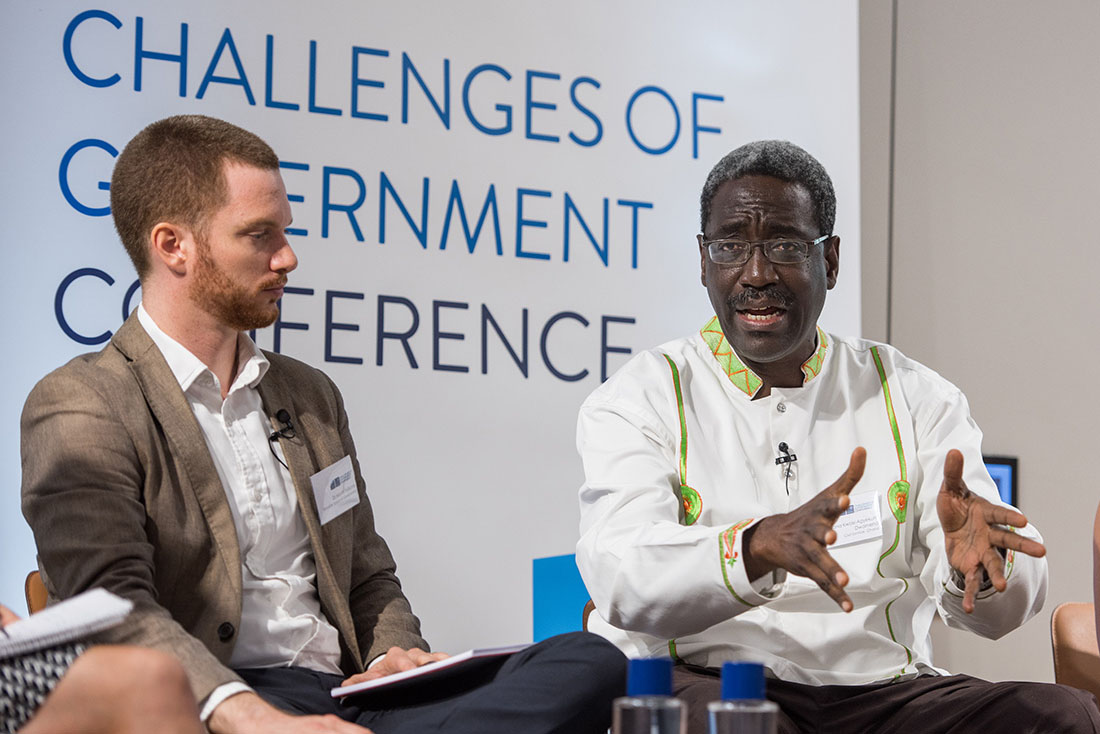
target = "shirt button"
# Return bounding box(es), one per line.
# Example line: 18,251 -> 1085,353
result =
777,402 -> 787,413
217,622 -> 236,641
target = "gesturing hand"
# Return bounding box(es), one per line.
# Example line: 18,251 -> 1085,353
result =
743,447 -> 867,612
340,647 -> 450,687
937,449 -> 1046,613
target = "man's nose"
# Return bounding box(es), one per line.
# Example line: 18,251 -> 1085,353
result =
274,237 -> 298,273
739,243 -> 779,286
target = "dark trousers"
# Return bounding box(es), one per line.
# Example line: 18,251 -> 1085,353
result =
674,663 -> 1100,734
237,632 -> 625,734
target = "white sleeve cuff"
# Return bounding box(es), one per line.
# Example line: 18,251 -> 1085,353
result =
719,518 -> 787,608
200,682 -> 253,723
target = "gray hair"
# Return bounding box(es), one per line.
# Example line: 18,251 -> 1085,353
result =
699,140 -> 835,235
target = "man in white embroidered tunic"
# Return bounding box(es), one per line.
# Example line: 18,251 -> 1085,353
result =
576,140 -> 1100,733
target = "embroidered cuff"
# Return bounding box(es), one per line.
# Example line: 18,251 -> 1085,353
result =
719,518 -> 786,607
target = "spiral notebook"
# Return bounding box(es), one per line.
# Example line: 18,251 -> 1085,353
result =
0,588 -> 132,660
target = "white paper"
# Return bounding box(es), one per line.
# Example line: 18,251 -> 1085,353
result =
310,455 -> 360,525
330,644 -> 530,698
0,588 -> 132,659
832,493 -> 883,548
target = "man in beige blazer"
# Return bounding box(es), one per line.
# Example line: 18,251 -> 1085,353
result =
21,115 -> 623,734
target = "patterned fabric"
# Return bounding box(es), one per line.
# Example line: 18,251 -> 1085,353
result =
698,316 -> 829,397
0,642 -> 85,733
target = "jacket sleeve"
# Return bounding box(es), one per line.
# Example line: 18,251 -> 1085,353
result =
20,366 -> 245,705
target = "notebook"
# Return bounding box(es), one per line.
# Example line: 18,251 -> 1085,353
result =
0,588 -> 133,660
330,644 -> 530,698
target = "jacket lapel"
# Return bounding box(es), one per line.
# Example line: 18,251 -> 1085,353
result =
111,315 -> 243,611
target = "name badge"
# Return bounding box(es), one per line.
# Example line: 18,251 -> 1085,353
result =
832,492 -> 883,548
310,455 -> 360,525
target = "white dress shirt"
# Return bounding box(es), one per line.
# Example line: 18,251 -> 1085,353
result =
576,317 -> 1047,686
137,306 -> 342,717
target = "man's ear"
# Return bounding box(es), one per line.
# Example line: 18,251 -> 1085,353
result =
698,234 -> 708,287
825,235 -> 840,289
150,222 -> 193,276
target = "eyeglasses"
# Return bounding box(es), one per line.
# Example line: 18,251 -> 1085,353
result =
699,234 -> 830,267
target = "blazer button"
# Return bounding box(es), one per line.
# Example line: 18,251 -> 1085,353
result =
217,622 -> 235,641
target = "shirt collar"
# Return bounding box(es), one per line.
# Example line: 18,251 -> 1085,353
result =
699,315 -> 829,398
136,303 -> 269,395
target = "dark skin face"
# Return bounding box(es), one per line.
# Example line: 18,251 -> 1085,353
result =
700,175 -> 840,397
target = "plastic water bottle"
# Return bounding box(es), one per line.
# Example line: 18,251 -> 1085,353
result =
707,661 -> 778,734
612,657 -> 687,734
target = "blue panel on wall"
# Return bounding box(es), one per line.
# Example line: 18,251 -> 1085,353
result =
984,455 -> 1018,507
532,553 -> 590,642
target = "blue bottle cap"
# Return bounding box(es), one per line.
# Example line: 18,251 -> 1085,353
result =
721,661 -> 766,700
626,657 -> 673,697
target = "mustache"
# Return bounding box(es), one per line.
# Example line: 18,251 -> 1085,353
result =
729,285 -> 795,310
259,275 -> 288,291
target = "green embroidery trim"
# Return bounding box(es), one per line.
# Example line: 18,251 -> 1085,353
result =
667,638 -> 684,664
871,345 -> 915,675
700,317 -> 829,397
665,355 -> 689,485
883,579 -> 914,667
719,519 -> 757,607
700,317 -> 762,397
664,354 -> 702,525
801,327 -> 829,381
872,346 -> 909,523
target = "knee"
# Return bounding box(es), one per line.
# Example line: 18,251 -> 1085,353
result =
553,631 -> 627,695
998,682 -> 1100,730
78,646 -> 192,700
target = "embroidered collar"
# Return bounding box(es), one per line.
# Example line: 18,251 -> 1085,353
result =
699,316 -> 828,397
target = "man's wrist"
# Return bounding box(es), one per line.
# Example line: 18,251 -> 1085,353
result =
741,521 -> 774,582
207,690 -> 281,734
949,567 -> 993,592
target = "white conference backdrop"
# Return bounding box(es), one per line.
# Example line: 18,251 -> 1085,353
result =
1,1 -> 860,650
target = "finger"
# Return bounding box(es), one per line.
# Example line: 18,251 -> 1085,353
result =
982,550 -> 1008,592
829,447 -> 866,498
340,671 -> 370,687
942,449 -> 969,498
989,527 -> 1046,558
406,648 -> 448,667
962,566 -> 981,613
803,551 -> 853,612
982,503 -> 1028,530
389,649 -> 419,673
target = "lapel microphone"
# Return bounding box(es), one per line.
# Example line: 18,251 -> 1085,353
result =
268,409 -> 296,442
775,442 -> 797,495
775,442 -> 797,466
268,409 -> 295,471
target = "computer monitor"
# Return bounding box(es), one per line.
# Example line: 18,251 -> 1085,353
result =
983,455 -> 1018,507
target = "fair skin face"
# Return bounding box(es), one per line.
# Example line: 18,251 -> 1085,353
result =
140,161 -> 446,733
141,161 -> 298,398
704,176 -> 1047,613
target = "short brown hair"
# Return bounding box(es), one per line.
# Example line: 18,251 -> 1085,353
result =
110,115 -> 280,278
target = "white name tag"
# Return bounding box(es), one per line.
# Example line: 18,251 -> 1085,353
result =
310,455 -> 360,525
832,493 -> 883,548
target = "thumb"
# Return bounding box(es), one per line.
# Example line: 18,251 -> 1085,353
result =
833,447 -> 867,497
942,449 -> 966,495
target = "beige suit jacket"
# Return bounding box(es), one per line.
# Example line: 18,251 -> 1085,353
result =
21,314 -> 427,704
